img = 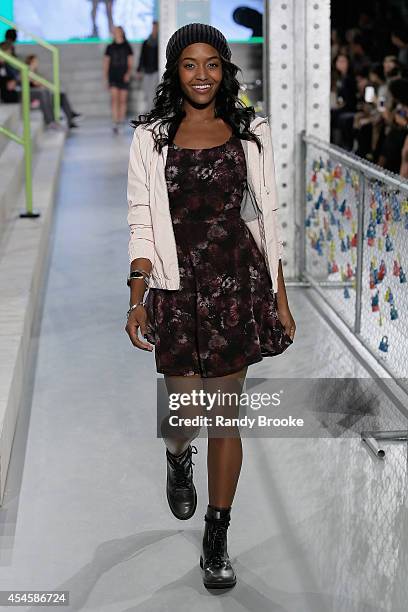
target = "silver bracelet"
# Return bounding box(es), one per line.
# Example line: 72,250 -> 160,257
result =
126,301 -> 145,320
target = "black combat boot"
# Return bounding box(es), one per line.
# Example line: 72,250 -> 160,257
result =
200,504 -> 236,589
166,444 -> 198,520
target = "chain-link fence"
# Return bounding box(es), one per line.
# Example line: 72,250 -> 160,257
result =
302,133 -> 408,384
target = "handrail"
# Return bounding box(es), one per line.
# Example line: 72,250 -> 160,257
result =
0,50 -> 36,216
0,15 -> 60,120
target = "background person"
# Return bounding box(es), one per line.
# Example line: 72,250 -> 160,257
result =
103,25 -> 133,133
26,54 -> 82,129
89,0 -> 114,38
135,20 -> 159,112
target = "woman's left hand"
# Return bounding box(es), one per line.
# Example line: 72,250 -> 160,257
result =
277,304 -> 296,341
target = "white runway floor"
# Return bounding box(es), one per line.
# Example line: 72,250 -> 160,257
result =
0,119 -> 407,612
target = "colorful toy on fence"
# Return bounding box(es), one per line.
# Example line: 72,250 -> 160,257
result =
385,234 -> 394,252
378,259 -> 386,281
390,304 -> 398,320
345,168 -> 352,184
378,335 -> 389,352
370,257 -> 378,287
399,265 -> 406,283
391,193 -> 401,222
346,263 -> 353,278
330,211 -> 336,225
385,201 -> 391,222
371,290 -> 379,312
344,287 -> 350,299
377,237 -> 383,251
384,287 -> 394,304
376,201 -> 384,225
341,238 -> 347,252
382,221 -> 388,236
367,222 -> 376,245
402,198 -> 408,229
329,240 -> 336,261
393,259 -> 400,276
331,261 -> 339,273
315,191 -> 324,209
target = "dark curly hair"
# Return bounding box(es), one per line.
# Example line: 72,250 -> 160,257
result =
130,53 -> 263,153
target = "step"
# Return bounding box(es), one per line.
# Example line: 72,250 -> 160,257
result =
70,102 -> 147,118
0,105 -> 20,157
0,113 -> 44,236
0,128 -> 66,505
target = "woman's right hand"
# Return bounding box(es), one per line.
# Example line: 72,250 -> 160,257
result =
125,305 -> 154,351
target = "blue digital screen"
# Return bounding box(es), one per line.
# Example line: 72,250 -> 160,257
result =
7,0 -> 263,42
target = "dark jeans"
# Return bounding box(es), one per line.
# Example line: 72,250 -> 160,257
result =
30,88 -> 75,125
331,107 -> 356,150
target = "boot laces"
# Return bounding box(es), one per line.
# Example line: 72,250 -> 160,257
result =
206,515 -> 230,567
167,445 -> 197,489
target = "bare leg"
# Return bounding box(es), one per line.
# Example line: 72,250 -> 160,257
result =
91,0 -> 99,37
105,0 -> 114,34
162,374 -> 205,456
109,86 -> 120,123
118,87 -> 128,123
204,366 -> 247,508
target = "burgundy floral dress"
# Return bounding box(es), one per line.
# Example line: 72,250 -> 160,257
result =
144,133 -> 293,377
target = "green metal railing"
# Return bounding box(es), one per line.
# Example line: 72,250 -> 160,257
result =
0,15 -> 61,216
0,15 -> 60,119
0,50 -> 35,216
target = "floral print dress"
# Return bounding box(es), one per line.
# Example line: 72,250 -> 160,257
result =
144,133 -> 293,377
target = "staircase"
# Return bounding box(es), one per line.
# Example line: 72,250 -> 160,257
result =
0,103 -> 66,504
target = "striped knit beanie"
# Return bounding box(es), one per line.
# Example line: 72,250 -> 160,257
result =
165,23 -> 232,68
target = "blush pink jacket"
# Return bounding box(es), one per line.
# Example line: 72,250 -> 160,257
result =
127,115 -> 284,293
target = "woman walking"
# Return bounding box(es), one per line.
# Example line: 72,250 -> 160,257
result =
103,25 -> 133,133
125,23 -> 296,589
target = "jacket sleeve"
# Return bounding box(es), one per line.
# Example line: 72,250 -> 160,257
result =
127,127 -> 155,267
263,120 -> 284,260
